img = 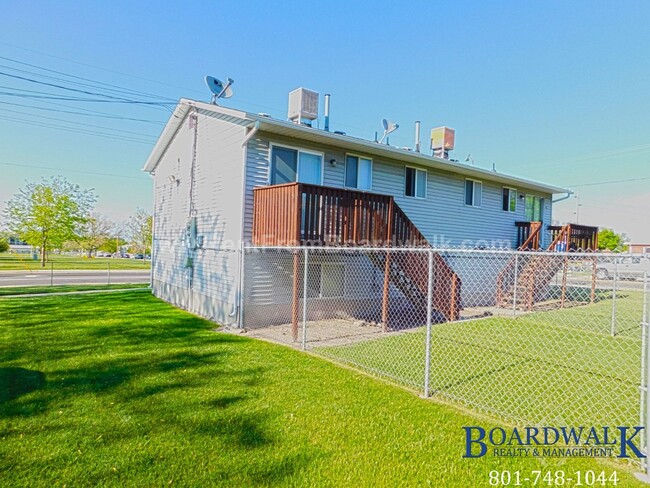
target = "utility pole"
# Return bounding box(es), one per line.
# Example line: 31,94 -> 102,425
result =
574,193 -> 583,224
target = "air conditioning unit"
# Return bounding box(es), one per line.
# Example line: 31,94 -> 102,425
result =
288,87 -> 319,123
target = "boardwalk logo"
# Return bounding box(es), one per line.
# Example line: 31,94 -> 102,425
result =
462,426 -> 645,459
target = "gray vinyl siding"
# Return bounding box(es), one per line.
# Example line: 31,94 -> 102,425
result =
243,132 -> 553,248
151,111 -> 246,324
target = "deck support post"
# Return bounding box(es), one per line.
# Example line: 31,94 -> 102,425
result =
292,251 -> 300,342
381,199 -> 394,332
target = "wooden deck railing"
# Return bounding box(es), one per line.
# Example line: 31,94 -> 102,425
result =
548,224 -> 598,251
253,182 -> 432,247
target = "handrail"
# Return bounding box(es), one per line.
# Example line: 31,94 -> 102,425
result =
518,221 -> 542,250
548,224 -> 570,251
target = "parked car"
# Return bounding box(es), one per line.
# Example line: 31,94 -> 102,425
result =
596,256 -> 650,280
132,254 -> 145,260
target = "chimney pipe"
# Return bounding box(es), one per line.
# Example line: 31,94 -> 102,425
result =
324,94 -> 331,132
414,121 -> 421,153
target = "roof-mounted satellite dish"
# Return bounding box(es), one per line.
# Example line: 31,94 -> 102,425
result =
205,75 -> 234,104
378,118 -> 399,144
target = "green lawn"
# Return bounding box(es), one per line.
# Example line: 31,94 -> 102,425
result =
0,283 -> 148,296
316,292 -> 645,429
0,253 -> 150,271
1,291 -> 645,487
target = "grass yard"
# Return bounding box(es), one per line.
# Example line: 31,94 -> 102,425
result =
1,291 -> 646,487
0,283 -> 148,296
0,253 -> 150,271
316,292 -> 645,429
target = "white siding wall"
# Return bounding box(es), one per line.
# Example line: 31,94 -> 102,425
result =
243,133 -> 554,248
152,110 -> 247,324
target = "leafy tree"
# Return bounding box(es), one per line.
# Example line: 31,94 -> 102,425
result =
77,213 -> 113,257
99,235 -> 126,254
126,208 -> 152,254
597,228 -> 628,252
4,177 -> 96,266
0,238 -> 9,253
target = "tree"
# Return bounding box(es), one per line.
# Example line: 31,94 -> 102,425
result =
77,213 -> 113,257
4,177 -> 96,266
0,238 -> 8,253
597,228 -> 628,252
126,208 -> 152,255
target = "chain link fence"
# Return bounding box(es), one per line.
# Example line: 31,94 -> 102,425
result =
243,246 -> 649,463
0,255 -> 150,288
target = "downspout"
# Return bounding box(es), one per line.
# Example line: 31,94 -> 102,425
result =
229,120 -> 261,324
546,191 -> 573,249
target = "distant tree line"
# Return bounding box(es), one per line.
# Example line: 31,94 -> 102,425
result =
1,176 -> 152,265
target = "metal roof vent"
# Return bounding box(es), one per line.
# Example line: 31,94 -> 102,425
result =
288,88 -> 319,125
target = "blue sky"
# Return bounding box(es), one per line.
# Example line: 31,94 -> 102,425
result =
0,0 -> 648,241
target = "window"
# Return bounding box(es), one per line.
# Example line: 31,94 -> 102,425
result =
405,167 -> 426,198
270,145 -> 323,185
306,263 -> 345,298
465,179 -> 482,207
502,187 -> 516,212
345,155 -> 372,190
321,264 -> 345,298
524,195 -> 544,221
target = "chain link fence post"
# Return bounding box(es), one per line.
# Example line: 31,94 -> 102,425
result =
423,249 -> 433,398
512,252 -> 519,316
643,272 -> 649,474
302,248 -> 309,351
50,261 -> 54,286
611,257 -> 618,336
107,261 -> 111,285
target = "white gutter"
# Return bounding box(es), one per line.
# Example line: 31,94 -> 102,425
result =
552,191 -> 573,203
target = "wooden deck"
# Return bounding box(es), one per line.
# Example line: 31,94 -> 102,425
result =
251,183 -> 461,339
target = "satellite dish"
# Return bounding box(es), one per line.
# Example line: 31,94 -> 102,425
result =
379,118 -> 399,144
205,75 -> 234,104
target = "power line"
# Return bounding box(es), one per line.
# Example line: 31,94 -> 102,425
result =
568,175 -> 650,187
0,71 -> 177,106
0,90 -> 175,107
0,107 -> 159,139
0,100 -> 164,124
0,41 -> 199,95
0,161 -> 149,180
0,55 -> 176,101
0,115 -> 155,144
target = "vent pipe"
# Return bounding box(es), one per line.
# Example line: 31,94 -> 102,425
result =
324,94 -> 331,132
414,121 -> 421,153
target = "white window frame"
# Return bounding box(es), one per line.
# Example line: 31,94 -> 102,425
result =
464,178 -> 483,207
268,143 -> 324,185
502,187 -> 517,213
404,166 -> 427,199
524,194 -> 544,222
344,153 -> 373,190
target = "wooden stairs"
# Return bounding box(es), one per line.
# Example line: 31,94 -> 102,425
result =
497,223 -> 598,311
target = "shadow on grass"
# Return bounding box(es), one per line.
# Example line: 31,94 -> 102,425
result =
0,367 -> 46,403
0,290 -> 319,484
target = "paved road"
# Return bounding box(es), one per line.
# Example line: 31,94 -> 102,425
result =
0,269 -> 150,287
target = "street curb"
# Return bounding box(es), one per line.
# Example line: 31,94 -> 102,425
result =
0,287 -> 151,299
